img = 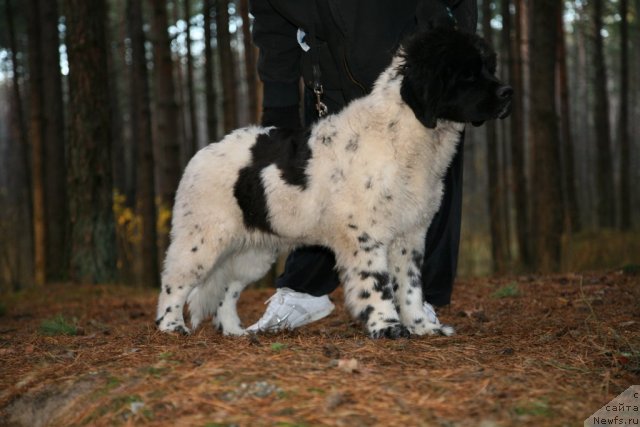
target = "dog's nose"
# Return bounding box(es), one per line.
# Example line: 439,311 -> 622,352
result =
497,85 -> 513,100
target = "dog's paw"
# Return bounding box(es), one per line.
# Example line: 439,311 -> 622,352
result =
438,324 -> 455,336
369,323 -> 411,339
219,323 -> 246,336
410,321 -> 455,337
157,320 -> 191,336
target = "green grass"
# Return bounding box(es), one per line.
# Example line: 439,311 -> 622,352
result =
270,342 -> 287,352
39,315 -> 78,336
0,302 -> 6,317
491,282 -> 520,299
513,399 -> 553,418
621,264 -> 640,276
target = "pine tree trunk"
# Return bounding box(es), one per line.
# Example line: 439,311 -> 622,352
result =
27,0 -> 46,286
529,0 -> 563,272
128,0 -> 160,287
149,0 -> 180,264
592,0 -> 616,228
619,0 -> 631,230
169,0 -> 190,170
65,0 -> 117,283
240,0 -> 258,124
217,0 -> 238,133
483,0 -> 508,274
6,0 -> 34,289
556,6 -> 581,234
183,0 -> 199,155
40,0 -> 68,281
203,0 -> 218,142
509,0 -> 531,269
148,0 -> 181,211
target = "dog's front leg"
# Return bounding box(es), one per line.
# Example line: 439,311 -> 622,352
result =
338,239 -> 410,339
389,230 -> 453,336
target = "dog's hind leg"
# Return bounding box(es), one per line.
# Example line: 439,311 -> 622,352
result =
156,233 -> 228,335
212,247 -> 277,336
336,238 -> 410,339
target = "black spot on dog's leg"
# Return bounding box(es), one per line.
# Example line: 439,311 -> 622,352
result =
165,285 -> 172,294
359,305 -> 374,323
191,246 -> 198,253
358,233 -> 371,243
359,290 -> 371,299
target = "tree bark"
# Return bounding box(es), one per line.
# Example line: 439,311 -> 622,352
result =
529,0 -> 563,272
619,0 -> 631,230
509,0 -> 531,269
40,0 -> 68,281
216,0 -> 238,133
203,0 -> 218,142
483,0 -> 508,274
5,0 -> 34,289
183,0 -> 199,156
592,0 -> 616,228
128,0 -> 160,287
556,4 -> 580,234
148,0 -> 181,264
148,0 -> 181,210
65,0 -> 117,283
27,0 -> 46,286
240,0 -> 258,124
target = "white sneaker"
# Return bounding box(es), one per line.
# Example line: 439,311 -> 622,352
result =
423,301 -> 455,336
246,288 -> 335,333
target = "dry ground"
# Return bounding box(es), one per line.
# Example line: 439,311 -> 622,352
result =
0,271 -> 638,426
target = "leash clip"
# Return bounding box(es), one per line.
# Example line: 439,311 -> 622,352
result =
314,83 -> 328,117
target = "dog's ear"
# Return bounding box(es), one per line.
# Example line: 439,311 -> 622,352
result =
416,0 -> 457,31
400,71 -> 439,129
399,30 -> 446,129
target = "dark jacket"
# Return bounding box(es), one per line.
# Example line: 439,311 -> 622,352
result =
250,0 -> 478,127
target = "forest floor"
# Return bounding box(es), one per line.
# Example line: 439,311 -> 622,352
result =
0,270 -> 639,427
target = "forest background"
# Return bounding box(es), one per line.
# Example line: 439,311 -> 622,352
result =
0,0 -> 638,291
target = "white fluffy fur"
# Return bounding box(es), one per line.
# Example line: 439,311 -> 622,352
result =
156,56 -> 463,338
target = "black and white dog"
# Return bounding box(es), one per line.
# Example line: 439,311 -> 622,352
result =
156,27 -> 512,339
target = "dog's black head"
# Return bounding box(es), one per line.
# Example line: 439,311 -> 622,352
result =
399,27 -> 513,129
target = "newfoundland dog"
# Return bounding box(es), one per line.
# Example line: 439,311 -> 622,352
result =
156,26 -> 512,339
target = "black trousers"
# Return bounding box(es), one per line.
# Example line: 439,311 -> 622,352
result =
275,90 -> 464,306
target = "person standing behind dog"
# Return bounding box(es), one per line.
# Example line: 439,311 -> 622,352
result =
246,0 -> 478,332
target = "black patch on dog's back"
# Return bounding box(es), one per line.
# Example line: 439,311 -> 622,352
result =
234,128 -> 313,232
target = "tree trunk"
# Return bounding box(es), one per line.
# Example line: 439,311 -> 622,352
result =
619,0 -> 631,230
128,0 -> 160,287
203,0 -> 218,142
483,0 -> 508,274
65,0 -> 117,283
592,0 -> 616,228
183,0 -> 199,155
556,4 -> 580,234
27,0 -> 46,286
148,0 -> 181,210
40,0 -> 68,281
529,0 -> 563,272
240,0 -> 258,124
509,0 -> 531,269
217,0 -> 238,133
149,0 -> 181,263
169,0 -> 190,170
5,0 -> 34,289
